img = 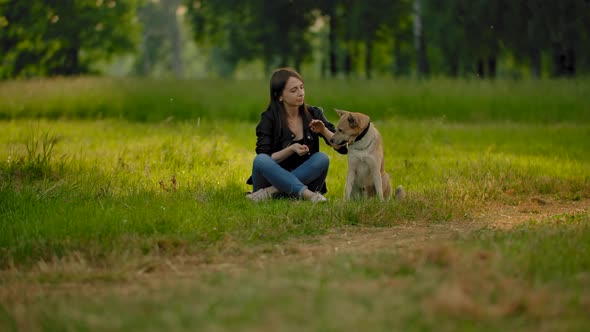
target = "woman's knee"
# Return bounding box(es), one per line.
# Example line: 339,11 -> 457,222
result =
313,152 -> 330,169
253,153 -> 273,169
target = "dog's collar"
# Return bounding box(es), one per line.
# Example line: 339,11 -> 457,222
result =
354,121 -> 371,142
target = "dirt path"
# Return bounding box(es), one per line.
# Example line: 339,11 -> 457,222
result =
0,198 -> 590,286
177,196 -> 590,274
1,197 -> 588,299
265,197 -> 588,252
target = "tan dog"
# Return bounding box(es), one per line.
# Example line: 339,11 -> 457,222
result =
330,109 -> 404,201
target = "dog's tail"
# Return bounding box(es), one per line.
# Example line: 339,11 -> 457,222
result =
395,185 -> 406,201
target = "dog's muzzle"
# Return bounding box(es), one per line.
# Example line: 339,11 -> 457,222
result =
330,138 -> 347,146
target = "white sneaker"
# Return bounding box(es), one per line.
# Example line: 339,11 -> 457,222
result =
246,188 -> 272,202
309,192 -> 327,203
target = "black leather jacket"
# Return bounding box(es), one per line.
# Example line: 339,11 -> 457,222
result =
247,105 -> 348,187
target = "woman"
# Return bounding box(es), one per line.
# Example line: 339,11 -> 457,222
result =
246,67 -> 347,202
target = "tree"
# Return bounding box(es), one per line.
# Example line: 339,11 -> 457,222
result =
423,0 -> 505,78
255,0 -> 316,72
501,0 -> 544,78
186,0 -> 316,77
0,0 -> 139,78
313,0 -> 412,79
423,0 -> 464,77
186,0 -> 263,77
540,0 -> 590,77
499,0 -> 590,78
386,0 -> 414,77
314,0 -> 346,78
413,0 -> 429,77
136,0 -> 184,77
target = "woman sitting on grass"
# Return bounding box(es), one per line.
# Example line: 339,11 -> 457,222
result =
246,67 -> 347,202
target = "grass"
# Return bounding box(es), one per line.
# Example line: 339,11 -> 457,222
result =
1,214 -> 589,331
1,77 -> 588,123
0,77 -> 589,331
1,118 -> 587,266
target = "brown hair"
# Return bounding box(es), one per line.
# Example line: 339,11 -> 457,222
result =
267,67 -> 310,129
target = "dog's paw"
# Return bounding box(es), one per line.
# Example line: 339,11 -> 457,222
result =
395,185 -> 406,201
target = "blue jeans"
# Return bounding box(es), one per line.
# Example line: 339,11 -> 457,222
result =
251,152 -> 330,197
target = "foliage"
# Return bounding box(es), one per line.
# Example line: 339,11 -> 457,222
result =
0,0 -> 139,78
185,0 -> 317,77
1,0 -> 589,78
134,0 -> 185,77
183,0 -> 590,78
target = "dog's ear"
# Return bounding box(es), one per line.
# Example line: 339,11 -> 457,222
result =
335,109 -> 346,118
358,114 -> 370,129
347,114 -> 358,128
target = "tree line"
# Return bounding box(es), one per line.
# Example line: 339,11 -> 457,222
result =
1,0 -> 589,80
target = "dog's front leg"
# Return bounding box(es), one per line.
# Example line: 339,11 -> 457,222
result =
374,174 -> 384,201
372,162 -> 384,201
344,167 -> 355,200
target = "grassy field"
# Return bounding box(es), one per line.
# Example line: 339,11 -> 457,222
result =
1,77 -> 589,123
0,77 -> 589,331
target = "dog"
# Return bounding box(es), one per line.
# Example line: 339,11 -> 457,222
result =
330,109 -> 404,201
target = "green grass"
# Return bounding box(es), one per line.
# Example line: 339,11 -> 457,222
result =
1,214 -> 589,331
1,118 -> 588,267
0,77 -> 589,331
1,77 -> 589,123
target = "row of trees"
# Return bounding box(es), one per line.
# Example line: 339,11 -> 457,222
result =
0,0 -> 139,78
187,0 -> 590,78
1,0 -> 589,79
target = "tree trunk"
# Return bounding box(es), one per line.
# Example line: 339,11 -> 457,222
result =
487,56 -> 497,79
417,35 -> 429,77
392,36 -> 411,77
137,4 -> 153,76
365,38 -> 373,79
328,12 -> 338,77
294,55 -> 302,74
392,39 -> 400,77
565,48 -> 576,76
140,33 -> 152,76
344,44 -> 352,78
552,44 -> 576,77
529,48 -> 541,78
279,52 -> 288,68
166,0 -> 184,78
413,0 -> 429,78
477,58 -> 485,78
263,54 -> 272,76
58,46 -> 79,75
170,14 -> 183,77
448,55 -> 459,77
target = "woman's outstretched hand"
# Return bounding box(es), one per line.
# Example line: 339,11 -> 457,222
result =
309,119 -> 326,133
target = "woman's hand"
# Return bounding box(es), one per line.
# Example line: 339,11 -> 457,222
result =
290,143 -> 310,156
309,119 -> 341,149
309,119 -> 326,133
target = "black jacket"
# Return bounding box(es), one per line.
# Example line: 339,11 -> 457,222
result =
247,106 -> 348,188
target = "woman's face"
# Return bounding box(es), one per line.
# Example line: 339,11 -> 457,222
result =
281,76 -> 305,107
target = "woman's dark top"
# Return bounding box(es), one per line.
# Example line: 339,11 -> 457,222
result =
247,106 -> 348,191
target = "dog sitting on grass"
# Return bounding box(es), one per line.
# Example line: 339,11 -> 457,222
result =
330,109 -> 405,201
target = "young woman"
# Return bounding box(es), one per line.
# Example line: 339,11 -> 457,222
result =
246,67 -> 347,202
